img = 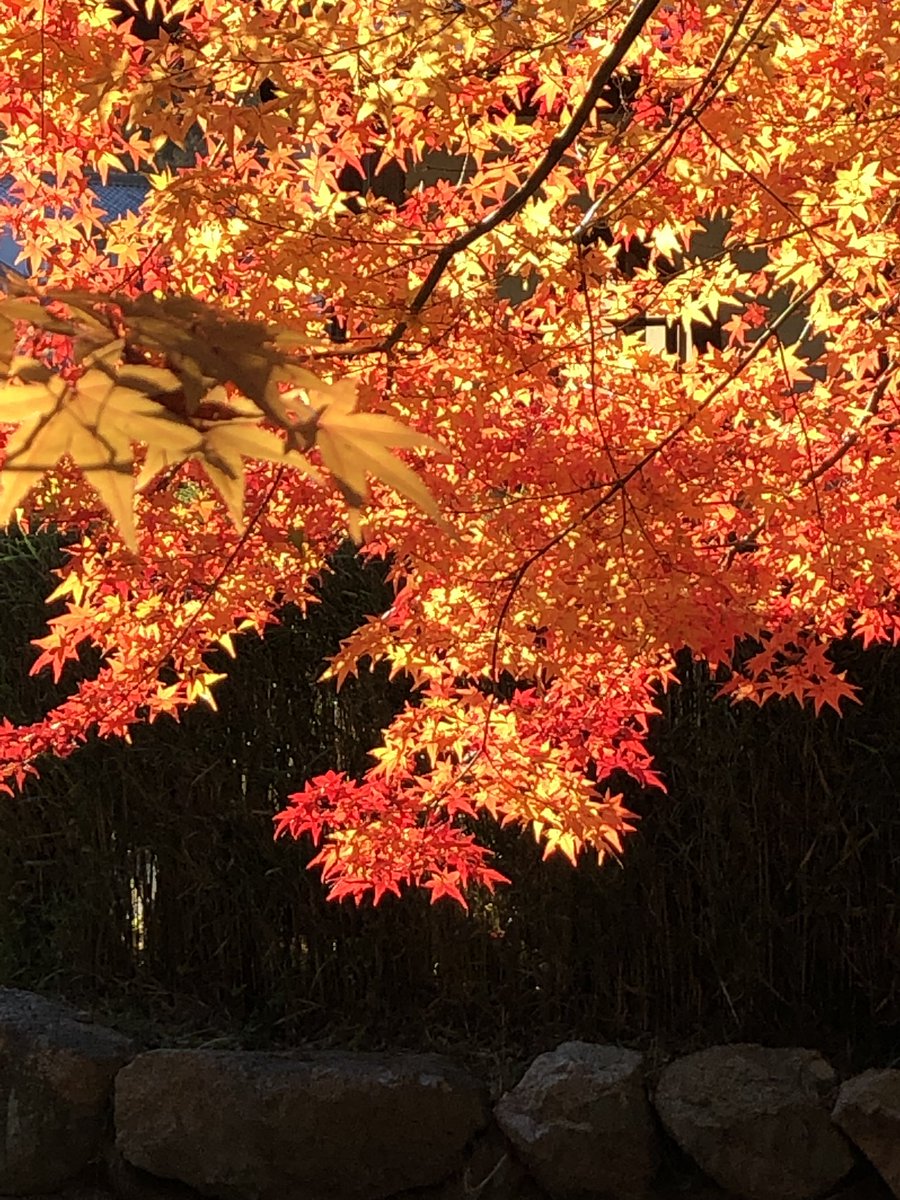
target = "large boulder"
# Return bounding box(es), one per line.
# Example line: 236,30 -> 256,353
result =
0,987 -> 134,1193
832,1069 -> 900,1197
494,1041 -> 660,1198
654,1044 -> 854,1200
115,1048 -> 489,1200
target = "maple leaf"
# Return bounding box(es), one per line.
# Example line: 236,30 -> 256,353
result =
423,871 -> 469,910
118,295 -> 322,427
0,370 -> 138,547
311,378 -> 447,539
185,421 -> 324,531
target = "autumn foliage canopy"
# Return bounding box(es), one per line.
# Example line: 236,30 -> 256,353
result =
0,0 -> 898,905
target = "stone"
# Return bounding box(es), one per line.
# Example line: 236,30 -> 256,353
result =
104,1144 -> 205,1200
832,1069 -> 900,1197
822,1178 -> 896,1200
115,1048 -> 489,1200
0,987 -> 134,1193
494,1041 -> 660,1198
393,1128 -> 551,1200
654,1044 -> 855,1200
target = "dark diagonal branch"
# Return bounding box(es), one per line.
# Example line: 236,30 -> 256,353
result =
376,0 -> 662,353
803,358 -> 900,486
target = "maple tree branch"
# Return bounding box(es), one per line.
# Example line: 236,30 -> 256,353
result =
574,0 -> 782,241
488,268 -> 833,683
803,359 -> 900,486
726,347 -> 900,569
377,0 -> 662,353
319,0 -> 778,365
692,113 -> 831,267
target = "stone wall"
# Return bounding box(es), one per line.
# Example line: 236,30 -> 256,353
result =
0,989 -> 896,1200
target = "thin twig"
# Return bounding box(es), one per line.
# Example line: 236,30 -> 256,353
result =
803,358 -> 900,485
375,0 -> 663,354
488,268 -> 833,681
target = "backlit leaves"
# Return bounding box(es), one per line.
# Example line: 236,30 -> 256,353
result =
0,290 -> 444,548
1,0 -> 900,905
0,367 -> 138,547
312,379 -> 447,540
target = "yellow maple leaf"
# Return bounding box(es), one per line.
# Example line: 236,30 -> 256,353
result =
195,420 -> 324,530
0,374 -> 137,548
312,379 -> 447,536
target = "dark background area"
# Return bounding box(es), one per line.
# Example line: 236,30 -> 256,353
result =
0,528 -> 897,1080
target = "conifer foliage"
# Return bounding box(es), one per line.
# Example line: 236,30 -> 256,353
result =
0,0 -> 898,904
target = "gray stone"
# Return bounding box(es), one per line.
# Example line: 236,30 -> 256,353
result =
0,987 -> 134,1193
654,1044 -> 854,1200
115,1048 -> 489,1200
494,1041 -> 660,1198
832,1069 -> 900,1197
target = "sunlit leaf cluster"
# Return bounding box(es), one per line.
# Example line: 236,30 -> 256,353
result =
1,0 -> 900,904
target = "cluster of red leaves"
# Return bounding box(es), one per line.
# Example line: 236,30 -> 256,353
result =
275,771 -> 508,908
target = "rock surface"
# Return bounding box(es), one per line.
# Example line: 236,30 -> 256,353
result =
394,1128 -> 550,1200
832,1069 -> 900,1197
0,988 -> 134,1193
654,1044 -> 854,1200
494,1041 -> 660,1198
115,1048 -> 489,1200
105,1144 -> 204,1200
